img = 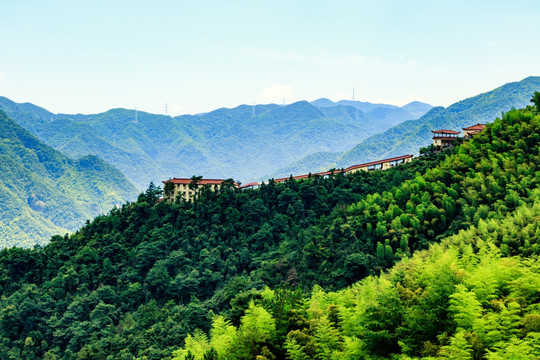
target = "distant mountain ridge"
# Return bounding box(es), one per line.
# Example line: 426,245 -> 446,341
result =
311,98 -> 431,113
269,76 -> 540,178
0,97 -> 431,189
0,111 -> 138,247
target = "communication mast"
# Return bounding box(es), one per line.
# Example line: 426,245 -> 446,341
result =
134,107 -> 138,123
165,103 -> 168,116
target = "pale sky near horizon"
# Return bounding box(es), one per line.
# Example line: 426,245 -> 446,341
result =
0,0 -> 539,116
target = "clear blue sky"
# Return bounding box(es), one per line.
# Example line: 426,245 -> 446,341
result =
1,0 -> 539,115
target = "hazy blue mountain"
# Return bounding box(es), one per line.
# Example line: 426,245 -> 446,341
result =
401,101 -> 435,118
271,76 -> 540,178
0,97 -> 431,189
311,98 -> 432,115
0,111 -> 138,247
336,99 -> 398,112
311,98 -> 396,112
367,106 -> 419,127
310,98 -> 336,107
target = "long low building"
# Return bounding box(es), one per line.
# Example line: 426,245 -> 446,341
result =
167,155 -> 414,195
343,154 -> 413,173
239,154 -> 414,189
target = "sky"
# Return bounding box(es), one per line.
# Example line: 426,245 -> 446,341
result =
0,0 -> 539,116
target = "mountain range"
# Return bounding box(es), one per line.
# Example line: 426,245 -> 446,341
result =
311,98 -> 433,119
1,76 -> 538,248
0,102 -> 537,358
0,97 -> 432,190
269,76 -> 540,178
0,111 -> 138,247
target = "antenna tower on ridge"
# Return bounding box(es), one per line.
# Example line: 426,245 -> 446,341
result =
165,103 -> 168,116
352,87 -> 355,101
135,107 -> 138,123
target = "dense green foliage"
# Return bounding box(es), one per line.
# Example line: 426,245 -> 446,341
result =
176,200 -> 540,359
0,97 -> 430,189
173,106 -> 540,359
0,105 -> 537,359
0,111 -> 138,247
273,76 -> 540,178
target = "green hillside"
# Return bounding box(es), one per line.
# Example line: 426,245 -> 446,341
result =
175,201 -> 540,360
0,101 -> 537,359
271,76 -> 540,178
0,98 -> 430,189
0,111 -> 138,247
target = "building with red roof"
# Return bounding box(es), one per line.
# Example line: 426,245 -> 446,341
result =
344,154 -> 413,173
270,155 -> 414,184
239,182 -> 261,190
432,129 -> 460,148
162,178 -> 238,202
462,123 -> 486,138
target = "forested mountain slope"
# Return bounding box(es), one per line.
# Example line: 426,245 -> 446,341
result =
271,76 -> 540,178
0,102 -> 537,359
0,111 -> 138,247
0,97 -> 430,189
176,200 -> 540,360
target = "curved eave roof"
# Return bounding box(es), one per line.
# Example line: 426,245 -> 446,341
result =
431,129 -> 461,134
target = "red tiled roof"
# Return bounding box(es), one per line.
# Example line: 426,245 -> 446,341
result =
432,136 -> 459,140
272,155 -> 413,183
163,178 -> 238,186
316,171 -> 335,176
431,129 -> 460,134
239,182 -> 261,189
462,123 -> 486,131
273,174 -> 310,183
344,154 -> 413,172
273,169 -> 343,183
168,155 -> 414,190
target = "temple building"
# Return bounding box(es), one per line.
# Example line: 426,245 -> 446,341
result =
462,123 -> 486,138
432,129 -> 460,149
162,178 -> 237,202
